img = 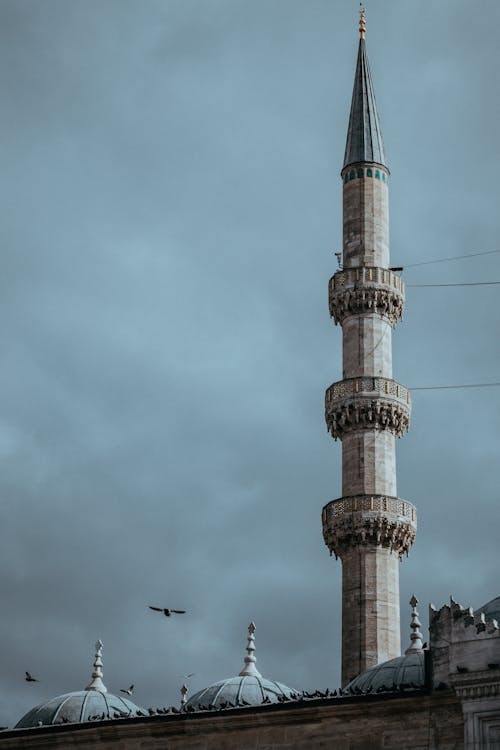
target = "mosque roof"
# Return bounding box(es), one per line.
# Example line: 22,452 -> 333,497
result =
186,622 -> 299,710
15,690 -> 143,728
343,595 -> 427,695
186,675 -> 297,710
343,652 -> 426,695
477,596 -> 500,624
343,8 -> 387,171
15,640 -> 145,729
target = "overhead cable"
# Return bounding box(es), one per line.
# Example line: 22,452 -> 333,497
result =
412,382 -> 500,391
408,281 -> 500,287
404,249 -> 500,268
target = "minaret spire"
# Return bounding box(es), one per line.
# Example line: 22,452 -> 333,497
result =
359,5 -> 366,39
322,13 -> 417,686
344,7 -> 387,171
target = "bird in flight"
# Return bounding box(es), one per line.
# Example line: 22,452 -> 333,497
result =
120,685 -> 134,696
148,606 -> 186,617
25,672 -> 38,682
176,673 -> 195,679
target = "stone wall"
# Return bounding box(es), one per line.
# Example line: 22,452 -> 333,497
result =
0,691 -> 464,749
430,597 -> 500,749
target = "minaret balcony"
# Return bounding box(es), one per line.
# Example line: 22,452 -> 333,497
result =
329,266 -> 404,326
325,376 -> 411,439
322,494 -> 417,559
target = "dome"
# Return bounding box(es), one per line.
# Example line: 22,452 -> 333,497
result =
343,652 -> 425,694
344,595 -> 427,695
15,639 -> 145,729
187,675 -> 297,709
15,690 -> 142,728
477,596 -> 500,624
186,622 -> 298,710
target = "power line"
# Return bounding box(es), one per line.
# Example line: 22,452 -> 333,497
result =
408,281 -> 500,287
412,382 -> 500,391
404,249 -> 500,268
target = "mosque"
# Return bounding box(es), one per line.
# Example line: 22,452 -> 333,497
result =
1,10 -> 499,750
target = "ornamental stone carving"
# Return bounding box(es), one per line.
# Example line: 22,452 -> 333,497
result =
325,377 -> 411,439
322,494 -> 417,558
329,267 -> 405,327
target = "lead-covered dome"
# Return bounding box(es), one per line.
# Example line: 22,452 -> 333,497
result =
187,675 -> 297,709
186,622 -> 298,710
15,690 -> 142,728
15,640 -> 144,729
478,596 -> 500,624
343,652 -> 425,694
344,595 -> 427,695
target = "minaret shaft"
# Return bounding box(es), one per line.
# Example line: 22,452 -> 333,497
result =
342,547 -> 401,681
343,170 -> 389,269
342,431 -> 397,497
322,22 -> 417,688
342,317 -> 393,379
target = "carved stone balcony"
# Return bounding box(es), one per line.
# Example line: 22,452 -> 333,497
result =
329,266 -> 404,327
322,494 -> 417,559
325,376 -> 411,439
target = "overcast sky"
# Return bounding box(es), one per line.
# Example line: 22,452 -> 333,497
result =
0,0 -> 498,727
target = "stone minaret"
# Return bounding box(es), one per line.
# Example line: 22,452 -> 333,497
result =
322,10 -> 417,687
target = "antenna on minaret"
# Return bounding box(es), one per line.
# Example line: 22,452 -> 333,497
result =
405,595 -> 425,654
359,4 -> 366,39
238,622 -> 262,678
85,639 -> 108,693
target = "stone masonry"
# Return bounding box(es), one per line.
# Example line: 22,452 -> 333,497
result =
322,21 -> 417,686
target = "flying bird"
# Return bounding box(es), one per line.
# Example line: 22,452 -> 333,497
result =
120,685 -> 134,696
176,673 -> 195,679
148,606 -> 186,617
25,672 -> 38,682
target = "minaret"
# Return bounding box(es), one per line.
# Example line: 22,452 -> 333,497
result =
322,9 -> 417,687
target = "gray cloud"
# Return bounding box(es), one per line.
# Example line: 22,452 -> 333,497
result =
0,0 -> 498,727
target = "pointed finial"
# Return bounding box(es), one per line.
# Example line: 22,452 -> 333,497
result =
238,621 -> 262,678
180,683 -> 188,707
359,5 -> 366,39
405,595 -> 424,655
85,639 -> 108,693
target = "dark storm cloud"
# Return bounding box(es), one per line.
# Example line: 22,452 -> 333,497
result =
0,0 -> 498,726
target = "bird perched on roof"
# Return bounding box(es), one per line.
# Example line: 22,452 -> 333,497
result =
148,606 -> 186,617
120,684 -> 134,696
25,672 -> 38,682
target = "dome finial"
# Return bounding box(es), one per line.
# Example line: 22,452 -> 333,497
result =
180,683 -> 189,708
405,595 -> 424,655
359,4 -> 366,39
85,639 -> 108,693
238,621 -> 262,678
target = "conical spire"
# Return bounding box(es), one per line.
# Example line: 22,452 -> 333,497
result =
238,622 -> 262,678
343,9 -> 387,170
405,595 -> 424,655
85,639 -> 107,693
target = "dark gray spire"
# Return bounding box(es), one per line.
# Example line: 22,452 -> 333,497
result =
343,38 -> 387,170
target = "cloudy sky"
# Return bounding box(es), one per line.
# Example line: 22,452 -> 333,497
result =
0,0 -> 498,727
